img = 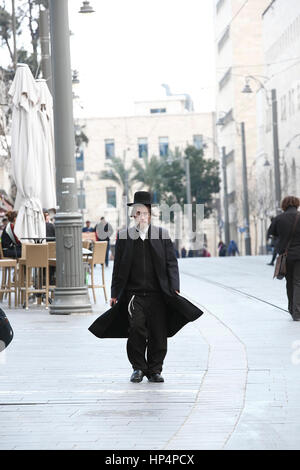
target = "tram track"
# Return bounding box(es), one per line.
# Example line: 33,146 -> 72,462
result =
181,269 -> 289,314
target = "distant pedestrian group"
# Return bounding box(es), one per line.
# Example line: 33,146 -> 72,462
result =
218,240 -> 239,257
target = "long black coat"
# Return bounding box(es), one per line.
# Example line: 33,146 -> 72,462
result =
267,207 -> 300,260
89,224 -> 203,338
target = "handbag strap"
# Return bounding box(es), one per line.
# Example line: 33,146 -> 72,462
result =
285,212 -> 300,254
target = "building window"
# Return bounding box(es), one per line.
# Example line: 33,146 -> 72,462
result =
159,137 -> 169,157
220,108 -> 234,128
193,135 -> 203,150
219,67 -> 231,90
105,139 -> 115,158
281,95 -> 287,121
218,26 -> 230,53
289,88 -> 295,116
216,0 -> 226,14
106,187 -> 116,208
228,191 -> 236,204
138,138 -> 148,158
226,149 -> 234,164
150,108 -> 166,114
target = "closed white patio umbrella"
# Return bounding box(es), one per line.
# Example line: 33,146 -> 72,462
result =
36,79 -> 56,210
9,64 -> 46,240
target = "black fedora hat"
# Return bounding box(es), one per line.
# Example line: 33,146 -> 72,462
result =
127,191 -> 154,207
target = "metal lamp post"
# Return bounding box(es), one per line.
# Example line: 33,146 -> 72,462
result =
202,136 -> 226,247
183,149 -> 193,248
221,146 -> 230,247
240,122 -> 251,255
49,0 -> 91,314
39,8 -> 52,93
271,89 -> 281,211
243,76 -> 281,212
217,114 -> 251,254
216,118 -> 232,248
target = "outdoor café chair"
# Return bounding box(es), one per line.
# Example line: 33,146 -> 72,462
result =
87,241 -> 108,303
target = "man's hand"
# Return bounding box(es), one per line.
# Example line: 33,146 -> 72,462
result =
175,290 -> 179,294
110,298 -> 117,307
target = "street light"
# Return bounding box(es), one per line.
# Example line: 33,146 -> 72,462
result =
202,134 -> 229,247
49,0 -> 91,314
217,113 -> 251,255
179,146 -> 193,248
242,75 -> 281,211
79,1 -> 95,14
201,136 -> 226,246
72,70 -> 80,85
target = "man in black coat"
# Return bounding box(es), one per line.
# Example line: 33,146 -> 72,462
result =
267,196 -> 300,321
43,210 -> 55,241
89,191 -> 203,382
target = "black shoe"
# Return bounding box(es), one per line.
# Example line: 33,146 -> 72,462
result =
267,262 -> 274,266
148,373 -> 164,383
130,370 -> 145,383
292,315 -> 300,321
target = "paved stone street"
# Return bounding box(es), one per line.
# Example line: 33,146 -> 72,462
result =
0,256 -> 299,450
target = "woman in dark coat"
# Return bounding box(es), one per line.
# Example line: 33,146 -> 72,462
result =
1,211 -> 21,258
267,196 -> 300,321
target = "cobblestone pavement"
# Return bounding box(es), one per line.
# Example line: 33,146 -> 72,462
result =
0,256 -> 299,450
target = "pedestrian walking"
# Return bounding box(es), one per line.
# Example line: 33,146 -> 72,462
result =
43,209 -> 55,240
95,216 -> 113,267
1,211 -> 21,258
218,240 -> 227,257
227,240 -> 239,256
88,191 -> 203,383
267,196 -> 300,321
201,245 -> 211,257
181,246 -> 187,258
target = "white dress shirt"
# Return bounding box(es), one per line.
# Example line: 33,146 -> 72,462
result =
136,223 -> 149,241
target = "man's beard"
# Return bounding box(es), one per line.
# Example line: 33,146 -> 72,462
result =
135,220 -> 149,230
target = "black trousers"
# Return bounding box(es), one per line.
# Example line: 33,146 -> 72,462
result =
286,259 -> 300,319
125,292 -> 168,376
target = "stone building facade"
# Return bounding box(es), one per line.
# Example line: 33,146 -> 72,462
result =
255,0 -> 300,225
77,99 -> 219,254
214,0 -> 270,254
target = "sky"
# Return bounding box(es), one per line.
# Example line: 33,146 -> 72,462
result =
0,0 -> 216,118
68,0 -> 216,118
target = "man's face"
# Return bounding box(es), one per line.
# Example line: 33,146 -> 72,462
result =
44,212 -> 50,223
86,221 -> 90,227
134,204 -> 150,228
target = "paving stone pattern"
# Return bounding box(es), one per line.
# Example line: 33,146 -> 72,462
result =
0,256 -> 299,450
